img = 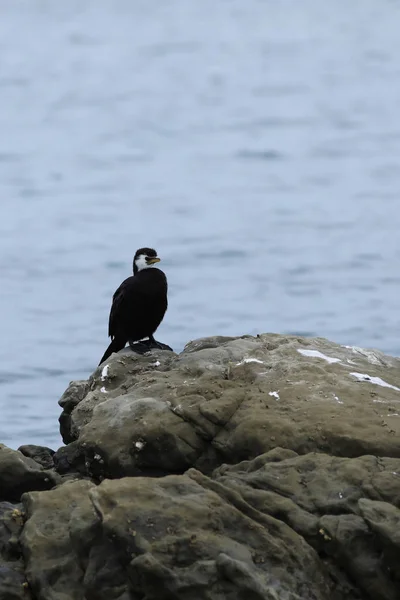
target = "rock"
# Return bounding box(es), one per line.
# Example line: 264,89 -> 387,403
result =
58,379 -> 91,444
58,334 -> 400,479
21,480 -> 97,600
214,449 -> 400,600
0,501 -> 31,599
357,498 -> 400,583
18,458 -> 400,599
3,333 -> 400,599
89,473 -> 334,599
18,445 -> 55,470
19,473 -> 334,599
0,444 -> 59,502
53,441 -> 87,477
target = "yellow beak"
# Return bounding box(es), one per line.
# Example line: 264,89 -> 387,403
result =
147,257 -> 161,264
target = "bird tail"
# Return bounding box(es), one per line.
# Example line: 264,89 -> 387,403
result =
98,338 -> 125,366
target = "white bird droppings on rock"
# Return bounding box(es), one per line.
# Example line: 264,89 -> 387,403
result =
334,395 -> 344,404
151,361 -> 161,367
297,349 -> 341,364
269,391 -> 280,400
350,372 -> 400,392
101,365 -> 109,381
134,441 -> 145,450
236,358 -> 264,366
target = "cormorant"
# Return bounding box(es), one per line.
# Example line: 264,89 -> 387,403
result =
99,248 -> 168,365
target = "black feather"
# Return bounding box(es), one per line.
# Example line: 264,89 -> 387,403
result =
99,250 -> 168,365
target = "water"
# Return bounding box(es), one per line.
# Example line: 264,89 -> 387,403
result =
1,0 -> 400,450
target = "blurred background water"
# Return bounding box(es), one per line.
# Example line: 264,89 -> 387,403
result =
1,0 -> 400,450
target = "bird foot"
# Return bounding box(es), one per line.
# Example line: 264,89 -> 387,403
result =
128,340 -> 149,355
128,339 -> 173,354
148,337 -> 165,350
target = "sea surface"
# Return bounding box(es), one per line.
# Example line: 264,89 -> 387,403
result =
1,0 -> 400,450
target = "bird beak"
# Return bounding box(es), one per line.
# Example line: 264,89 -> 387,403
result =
147,257 -> 161,264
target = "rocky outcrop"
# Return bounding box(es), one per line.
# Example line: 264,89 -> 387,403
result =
215,451 -> 400,599
59,334 -> 400,479
16,452 -> 400,600
1,334 -> 400,599
20,470 -> 333,600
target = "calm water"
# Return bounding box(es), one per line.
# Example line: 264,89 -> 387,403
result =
1,0 -> 400,450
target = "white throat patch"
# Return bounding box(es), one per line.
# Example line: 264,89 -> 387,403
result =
135,254 -> 156,272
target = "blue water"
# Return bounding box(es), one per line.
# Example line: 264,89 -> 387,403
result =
1,0 -> 400,450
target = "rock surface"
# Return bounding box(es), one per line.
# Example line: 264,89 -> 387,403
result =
60,334 -> 400,479
0,502 -> 30,600
2,333 -> 400,599
18,445 -> 55,471
0,444 -> 59,502
21,480 -> 97,600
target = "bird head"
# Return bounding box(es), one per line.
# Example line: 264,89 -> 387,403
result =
133,248 -> 161,274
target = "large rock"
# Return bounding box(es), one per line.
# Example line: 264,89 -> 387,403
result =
58,334 -> 400,479
0,444 -> 59,502
20,471 -> 334,599
19,454 -> 400,599
3,333 -> 400,599
214,449 -> 400,600
89,473 -> 334,599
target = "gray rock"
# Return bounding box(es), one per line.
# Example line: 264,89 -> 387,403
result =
0,565 -> 29,600
20,473 -> 334,599
53,440 -> 87,477
4,333 -> 400,599
58,379 -> 91,444
0,502 -> 30,600
59,334 -> 400,479
18,449 -> 400,599
358,498 -> 400,583
90,473 -> 334,599
21,480 -> 97,600
214,449 -> 400,600
18,445 -> 55,470
0,445 -> 59,502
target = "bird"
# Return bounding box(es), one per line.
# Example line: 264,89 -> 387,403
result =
99,247 -> 168,365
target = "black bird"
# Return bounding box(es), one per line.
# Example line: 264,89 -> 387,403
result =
99,248 -> 168,365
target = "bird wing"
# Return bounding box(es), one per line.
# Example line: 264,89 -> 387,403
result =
108,276 -> 137,338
